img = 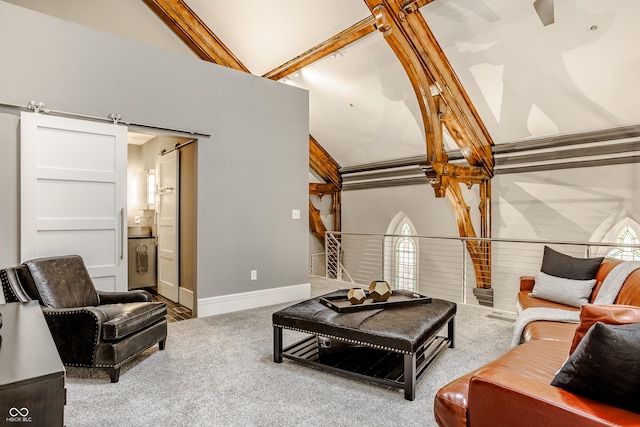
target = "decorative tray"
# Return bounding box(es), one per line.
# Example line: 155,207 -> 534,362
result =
319,289 -> 432,313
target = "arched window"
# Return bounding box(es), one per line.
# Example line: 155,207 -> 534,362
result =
607,225 -> 640,261
385,213 -> 418,291
395,223 -> 417,290
591,217 -> 640,260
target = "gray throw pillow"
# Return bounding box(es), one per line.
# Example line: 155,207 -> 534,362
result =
529,270 -> 596,307
551,322 -> 640,414
541,246 -> 603,280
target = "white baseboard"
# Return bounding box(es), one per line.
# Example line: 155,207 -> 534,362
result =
196,283 -> 310,318
179,287 -> 194,310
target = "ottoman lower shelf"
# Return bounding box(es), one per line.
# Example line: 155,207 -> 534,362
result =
277,332 -> 451,400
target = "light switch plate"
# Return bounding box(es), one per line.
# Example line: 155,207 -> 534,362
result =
292,209 -> 301,220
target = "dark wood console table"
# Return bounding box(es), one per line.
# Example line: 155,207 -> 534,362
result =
0,301 -> 65,426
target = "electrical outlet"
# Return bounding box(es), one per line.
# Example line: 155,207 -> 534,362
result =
251,270 -> 257,281
292,209 -> 301,220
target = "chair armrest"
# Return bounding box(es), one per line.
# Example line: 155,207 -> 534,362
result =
467,368 -> 640,427
97,289 -> 153,304
41,306 -> 107,366
520,275 -> 535,292
1,267 -> 31,303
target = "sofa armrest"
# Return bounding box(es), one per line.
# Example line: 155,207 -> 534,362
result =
97,289 -> 153,304
520,275 -> 535,292
467,368 -> 640,427
41,306 -> 107,366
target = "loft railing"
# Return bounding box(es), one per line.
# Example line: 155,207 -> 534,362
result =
324,233 -> 355,283
323,231 -> 640,313
309,252 -> 326,277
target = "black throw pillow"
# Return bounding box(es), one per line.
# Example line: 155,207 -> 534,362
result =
551,322 -> 640,414
541,246 -> 603,280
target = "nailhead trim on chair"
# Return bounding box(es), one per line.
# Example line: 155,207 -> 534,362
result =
44,309 -> 100,366
0,269 -> 17,302
273,324 -> 411,354
96,339 -> 164,370
45,310 -> 164,370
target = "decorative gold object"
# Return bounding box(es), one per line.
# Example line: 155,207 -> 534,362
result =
369,280 -> 392,302
347,288 -> 367,305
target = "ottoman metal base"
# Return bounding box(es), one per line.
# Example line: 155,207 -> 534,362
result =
273,325 -> 453,400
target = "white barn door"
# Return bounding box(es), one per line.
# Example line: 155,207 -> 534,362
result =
20,112 -> 128,292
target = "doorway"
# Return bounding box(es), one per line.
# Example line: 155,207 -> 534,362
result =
127,131 -> 197,316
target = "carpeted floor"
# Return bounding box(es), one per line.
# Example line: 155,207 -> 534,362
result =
64,277 -> 515,426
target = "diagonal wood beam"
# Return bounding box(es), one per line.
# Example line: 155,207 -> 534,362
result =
365,0 -> 494,175
309,199 -> 326,241
263,2 -> 434,81
309,135 -> 341,188
309,135 -> 342,236
263,16 -> 377,81
143,0 -> 249,71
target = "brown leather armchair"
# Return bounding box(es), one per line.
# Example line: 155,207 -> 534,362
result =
0,255 -> 167,382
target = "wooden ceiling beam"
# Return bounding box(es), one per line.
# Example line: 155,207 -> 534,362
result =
263,16 -> 377,81
309,199 -> 327,241
263,1 -> 434,80
364,0 -> 494,176
143,0 -> 249,72
309,135 -> 341,189
309,183 -> 339,198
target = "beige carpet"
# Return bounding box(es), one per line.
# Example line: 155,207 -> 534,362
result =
64,277 -> 514,426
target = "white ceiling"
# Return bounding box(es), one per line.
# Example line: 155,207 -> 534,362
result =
186,0 -> 372,76
6,0 -> 640,169
188,0 -> 640,167
424,0 -> 640,144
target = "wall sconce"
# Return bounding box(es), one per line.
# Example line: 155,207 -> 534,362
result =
146,169 -> 155,209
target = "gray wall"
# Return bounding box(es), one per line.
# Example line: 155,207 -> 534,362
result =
0,3 -> 309,299
342,184 -> 474,236
494,163 -> 640,242
2,0 -> 195,58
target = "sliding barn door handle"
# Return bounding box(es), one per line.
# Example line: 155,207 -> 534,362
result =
120,208 -> 125,260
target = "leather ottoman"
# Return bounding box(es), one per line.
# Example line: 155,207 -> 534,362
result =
272,289 -> 456,400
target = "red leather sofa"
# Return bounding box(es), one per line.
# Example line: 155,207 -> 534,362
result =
434,258 -> 640,427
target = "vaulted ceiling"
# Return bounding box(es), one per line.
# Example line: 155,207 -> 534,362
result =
8,0 -> 639,173
179,0 -> 640,170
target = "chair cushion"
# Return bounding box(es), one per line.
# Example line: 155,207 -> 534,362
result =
522,320 -> 577,343
21,255 -> 99,308
98,302 -> 167,341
